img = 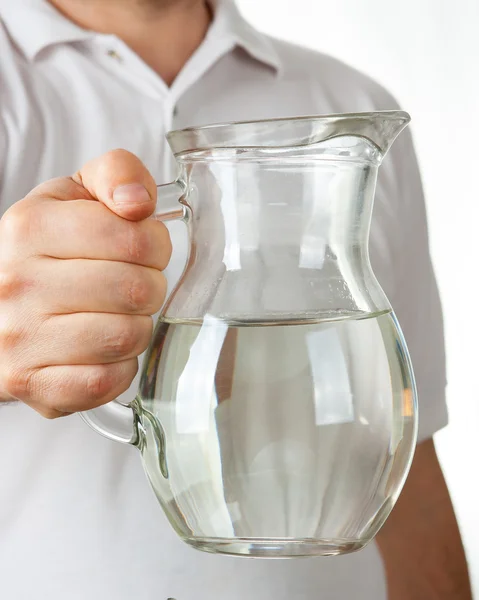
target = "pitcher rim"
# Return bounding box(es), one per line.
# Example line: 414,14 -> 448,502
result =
166,110 -> 411,158
168,110 -> 409,136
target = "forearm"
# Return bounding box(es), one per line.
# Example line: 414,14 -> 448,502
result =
376,439 -> 472,599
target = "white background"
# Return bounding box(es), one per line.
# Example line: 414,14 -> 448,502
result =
237,0 -> 479,594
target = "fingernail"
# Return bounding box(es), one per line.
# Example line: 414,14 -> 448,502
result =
113,183 -> 152,205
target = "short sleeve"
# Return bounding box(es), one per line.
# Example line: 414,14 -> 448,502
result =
0,72 -> 8,207
0,118 -> 6,197
375,128 -> 448,443
0,125 -> 7,215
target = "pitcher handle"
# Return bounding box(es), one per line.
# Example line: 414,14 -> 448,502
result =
79,179 -> 188,445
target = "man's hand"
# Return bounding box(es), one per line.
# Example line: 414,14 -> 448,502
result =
377,438 -> 472,599
0,150 -> 171,418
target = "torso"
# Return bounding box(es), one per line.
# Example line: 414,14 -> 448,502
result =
0,6 -> 411,598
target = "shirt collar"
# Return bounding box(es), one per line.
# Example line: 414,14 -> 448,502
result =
209,0 -> 282,74
0,0 -> 282,74
0,0 -> 94,60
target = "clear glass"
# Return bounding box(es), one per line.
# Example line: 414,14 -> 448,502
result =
83,112 -> 418,558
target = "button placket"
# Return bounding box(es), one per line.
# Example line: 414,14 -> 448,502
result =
162,98 -> 179,179
94,35 -> 170,100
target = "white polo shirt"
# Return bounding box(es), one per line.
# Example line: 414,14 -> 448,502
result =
0,1 -> 448,599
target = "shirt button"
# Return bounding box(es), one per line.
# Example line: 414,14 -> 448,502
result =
173,105 -> 179,118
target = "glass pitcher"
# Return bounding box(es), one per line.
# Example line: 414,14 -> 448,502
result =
82,112 -> 418,558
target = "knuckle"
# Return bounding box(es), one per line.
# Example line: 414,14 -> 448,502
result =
84,365 -> 115,403
104,318 -> 140,359
0,267 -> 25,301
123,270 -> 154,313
0,311 -> 40,357
121,267 -> 166,315
2,366 -> 33,401
125,223 -> 148,264
0,322 -> 22,354
0,203 -> 34,248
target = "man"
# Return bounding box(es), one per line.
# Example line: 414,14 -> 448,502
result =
0,0 -> 472,598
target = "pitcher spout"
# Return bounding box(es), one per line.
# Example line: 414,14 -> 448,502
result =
332,111 -> 411,157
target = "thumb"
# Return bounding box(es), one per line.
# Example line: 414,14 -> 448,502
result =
72,149 -> 158,221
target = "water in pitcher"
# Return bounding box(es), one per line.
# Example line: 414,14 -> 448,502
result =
137,310 -> 416,558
